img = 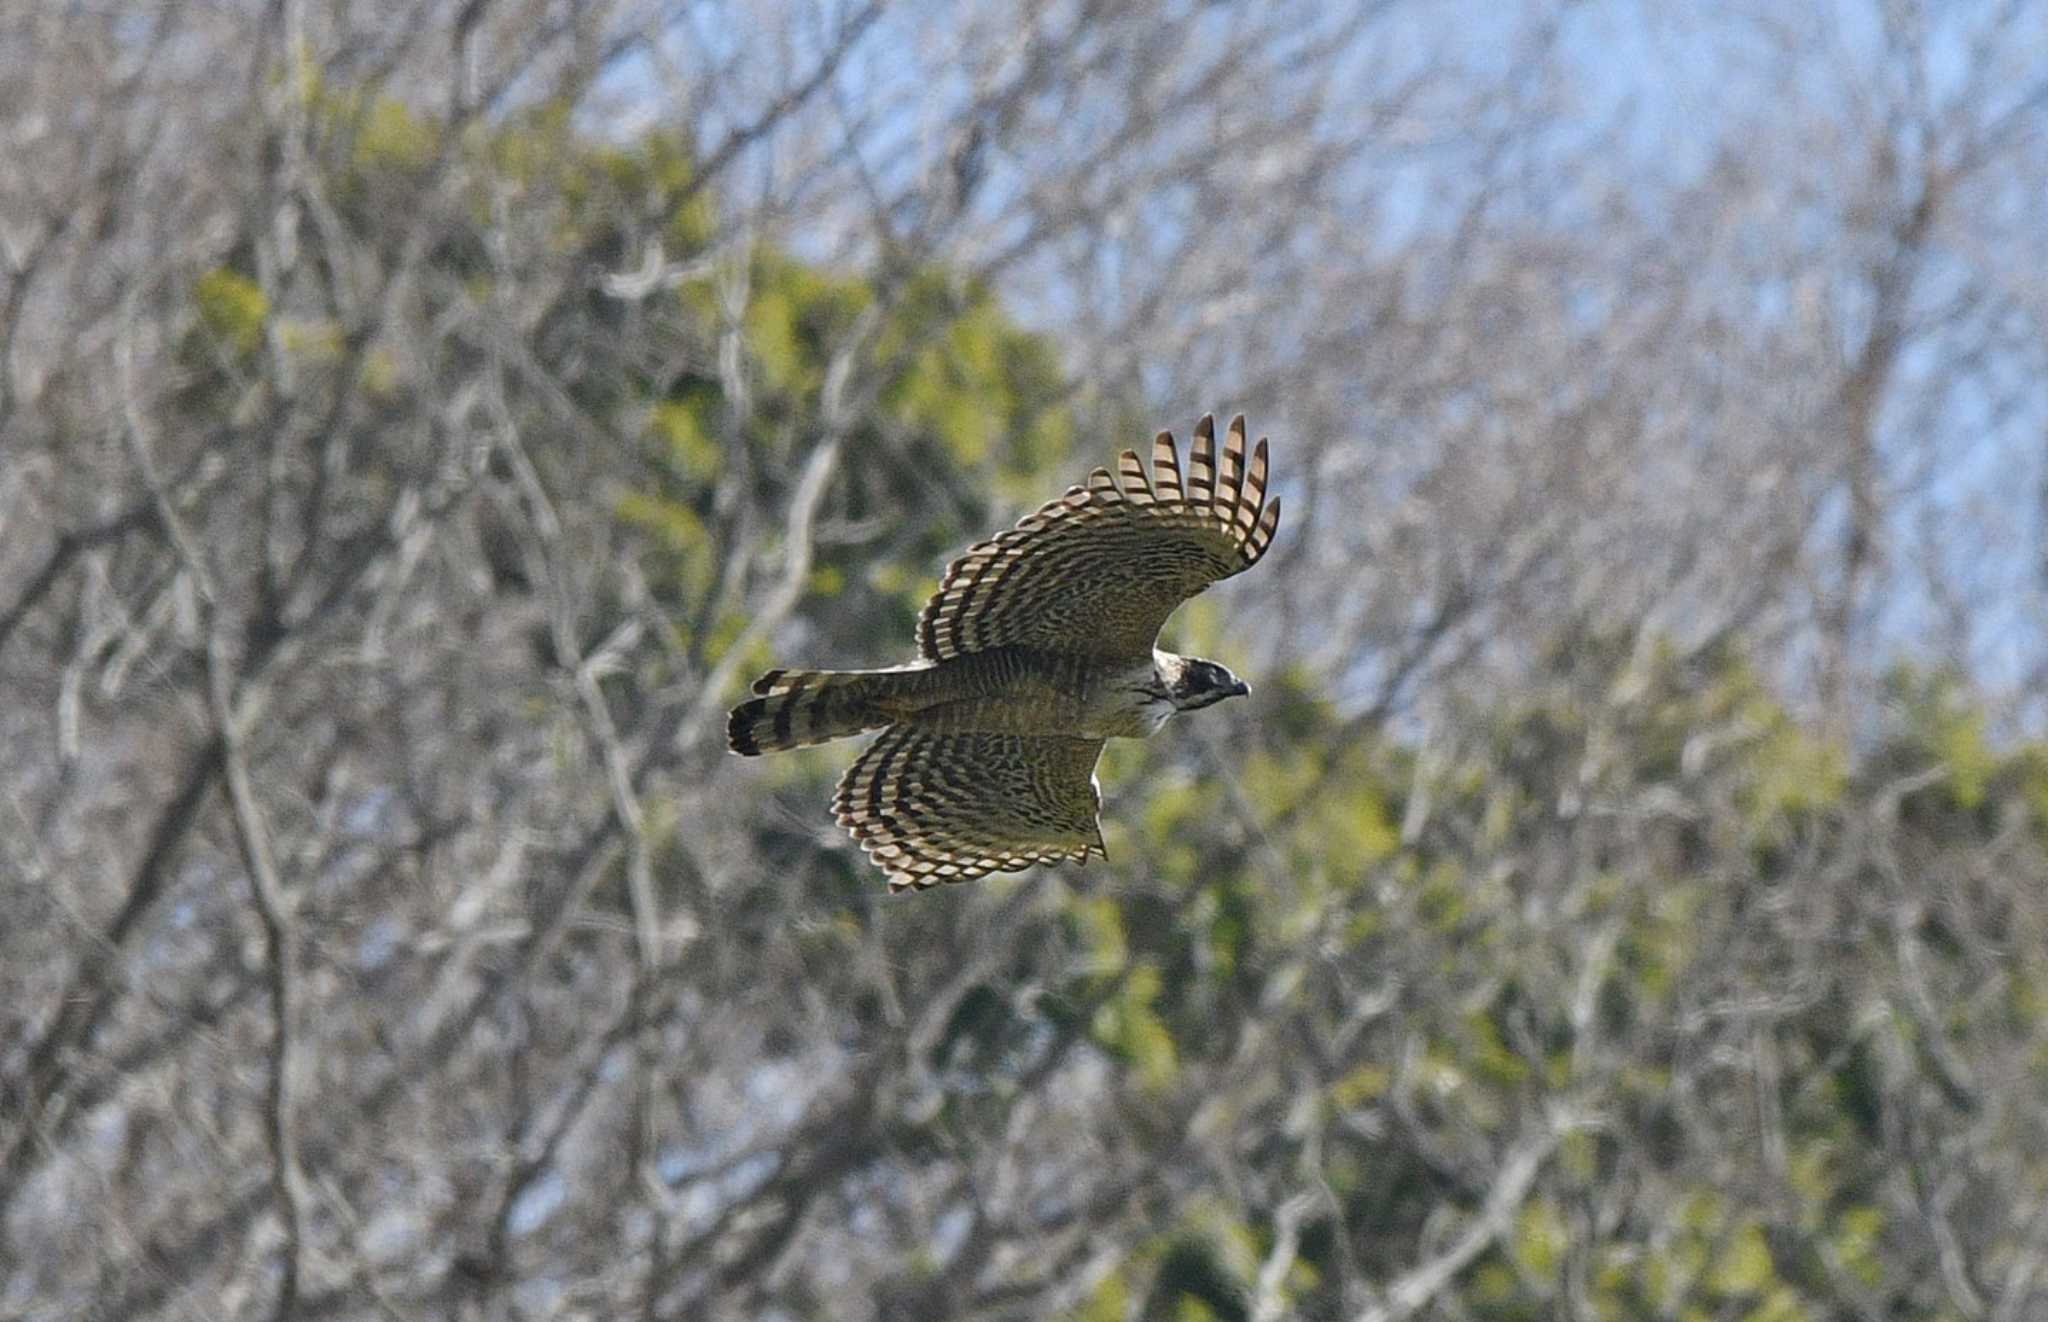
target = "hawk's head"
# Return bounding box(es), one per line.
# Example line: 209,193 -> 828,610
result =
1160,654 -> 1250,713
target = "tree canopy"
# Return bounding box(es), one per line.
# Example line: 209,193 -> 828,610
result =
4,3 -> 2048,1320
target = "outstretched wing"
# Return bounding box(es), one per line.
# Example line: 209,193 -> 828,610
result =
916,414 -> 1281,665
832,726 -> 1107,893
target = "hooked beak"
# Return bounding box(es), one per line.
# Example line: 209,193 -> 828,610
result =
1225,679 -> 1250,699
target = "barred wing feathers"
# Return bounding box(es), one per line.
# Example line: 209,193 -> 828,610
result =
832,726 -> 1107,893
916,414 -> 1281,665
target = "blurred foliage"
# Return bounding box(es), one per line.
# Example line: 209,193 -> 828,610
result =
193,267 -> 269,356
150,78 -> 2048,1321
12,10 -> 2048,1317
484,105 -> 2048,1315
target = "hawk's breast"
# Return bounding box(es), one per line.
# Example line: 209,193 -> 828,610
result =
892,650 -> 1164,740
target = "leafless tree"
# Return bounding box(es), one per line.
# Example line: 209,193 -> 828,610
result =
3,2 -> 2047,1320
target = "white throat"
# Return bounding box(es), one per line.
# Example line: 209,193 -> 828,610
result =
1137,700 -> 1177,735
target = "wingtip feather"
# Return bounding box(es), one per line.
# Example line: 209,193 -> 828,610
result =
1188,415 -> 1217,511
1153,429 -> 1185,506
1248,495 -> 1282,560
1218,414 -> 1248,519
1119,449 -> 1154,505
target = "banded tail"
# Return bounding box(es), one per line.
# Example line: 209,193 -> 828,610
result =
727,667 -> 916,755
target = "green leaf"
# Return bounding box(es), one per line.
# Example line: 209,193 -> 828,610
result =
1707,1224 -> 1774,1295
353,96 -> 438,171
194,268 -> 268,355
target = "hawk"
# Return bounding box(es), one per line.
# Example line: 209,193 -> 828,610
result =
727,413 -> 1281,893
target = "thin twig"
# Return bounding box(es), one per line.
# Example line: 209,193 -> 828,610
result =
669,1 -> 885,213
684,302 -> 883,741
118,300 -> 311,1320
1353,1112 -> 1588,1322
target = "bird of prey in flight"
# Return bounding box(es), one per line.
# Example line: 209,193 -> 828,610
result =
728,414 -> 1281,893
